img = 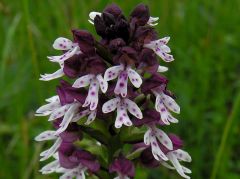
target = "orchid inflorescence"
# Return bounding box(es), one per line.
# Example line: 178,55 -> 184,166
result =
35,3 -> 191,179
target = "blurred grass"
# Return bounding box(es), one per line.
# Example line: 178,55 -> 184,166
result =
0,0 -> 239,179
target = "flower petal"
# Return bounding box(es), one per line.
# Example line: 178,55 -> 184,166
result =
72,74 -> 95,88
127,68 -> 142,88
114,71 -> 128,97
53,37 -> 74,50
144,129 -> 151,145
47,46 -> 79,63
89,12 -> 101,20
104,65 -> 123,81
115,104 -> 132,128
161,93 -> 180,114
59,168 -> 77,179
71,109 -> 91,122
147,16 -> 159,26
102,97 -> 120,113
155,95 -> 170,125
48,104 -> 70,121
124,98 -> 143,119
35,130 -> 57,141
85,110 -> 97,125
82,79 -> 99,110
45,95 -> 59,103
155,128 -> 173,150
150,137 -> 168,161
40,68 -> 64,81
167,113 -> 179,123
157,65 -> 168,73
40,160 -> 60,174
55,103 -> 80,135
174,149 -> 192,162
96,74 -> 108,93
167,153 -> 190,179
155,50 -> 174,62
40,138 -> 62,161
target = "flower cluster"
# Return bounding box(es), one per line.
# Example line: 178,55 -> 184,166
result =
36,3 -> 191,179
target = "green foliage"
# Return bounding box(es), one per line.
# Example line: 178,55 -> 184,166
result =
0,0 -> 239,178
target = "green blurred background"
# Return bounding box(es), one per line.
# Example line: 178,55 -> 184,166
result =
0,0 -> 239,178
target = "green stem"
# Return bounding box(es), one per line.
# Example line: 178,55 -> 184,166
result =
210,91 -> 240,179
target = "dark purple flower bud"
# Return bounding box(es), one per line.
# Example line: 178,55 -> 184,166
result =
130,4 -> 150,27
133,109 -> 165,126
72,29 -> 95,55
63,54 -> 85,78
141,73 -> 168,93
104,3 -> 122,18
168,134 -> 184,150
139,48 -> 158,66
86,56 -> 106,75
109,38 -> 126,53
102,12 -> 115,27
131,26 -> 157,50
57,80 -> 86,105
70,149 -> 100,172
115,16 -> 129,42
113,46 -> 137,65
59,130 -> 81,143
59,146 -> 100,172
137,48 -> 159,73
109,156 -> 135,178
94,15 -> 107,37
58,144 -> 79,169
57,80 -> 75,105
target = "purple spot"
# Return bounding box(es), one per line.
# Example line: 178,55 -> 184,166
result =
119,82 -> 124,87
164,140 -> 168,145
119,117 -> 123,121
152,142 -> 157,146
91,92 -> 95,96
132,108 -> 136,112
161,108 -> 166,112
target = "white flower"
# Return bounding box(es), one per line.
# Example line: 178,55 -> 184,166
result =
152,88 -> 180,125
35,95 -> 81,135
161,149 -> 192,179
40,154 -> 87,179
35,130 -> 61,161
73,74 -> 108,110
104,64 -> 142,97
40,37 -> 81,81
147,16 -> 159,26
144,125 -> 173,161
144,37 -> 174,62
88,11 -> 102,24
102,97 -> 143,128
157,65 -> 168,73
